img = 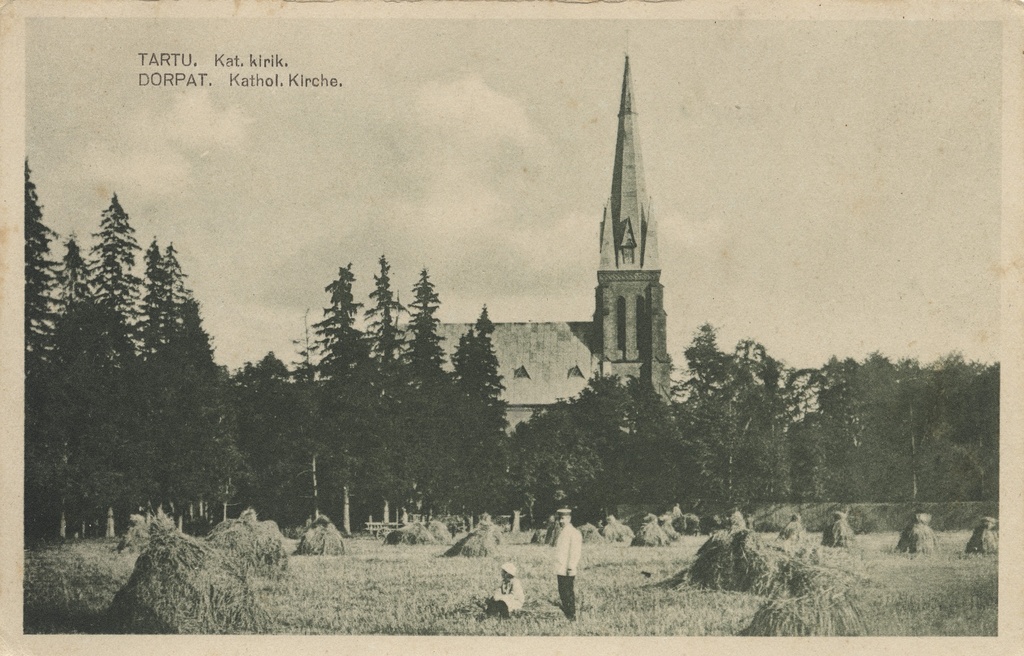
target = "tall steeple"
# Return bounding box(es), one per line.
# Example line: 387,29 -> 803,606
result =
594,56 -> 671,399
599,56 -> 659,272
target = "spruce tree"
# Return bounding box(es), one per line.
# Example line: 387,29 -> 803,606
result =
450,306 -> 508,513
56,236 -> 90,311
365,255 -> 405,366
314,264 -> 367,380
90,193 -> 142,363
24,161 -> 57,368
140,240 -> 173,356
406,268 -> 445,380
453,306 -> 504,407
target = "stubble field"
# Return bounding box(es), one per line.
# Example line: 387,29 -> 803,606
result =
23,530 -> 997,636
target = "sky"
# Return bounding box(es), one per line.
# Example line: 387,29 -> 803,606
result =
25,18 -> 1002,373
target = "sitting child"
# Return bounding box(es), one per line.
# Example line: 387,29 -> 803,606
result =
485,562 -> 525,619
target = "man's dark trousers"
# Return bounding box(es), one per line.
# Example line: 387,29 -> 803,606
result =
557,575 -> 576,620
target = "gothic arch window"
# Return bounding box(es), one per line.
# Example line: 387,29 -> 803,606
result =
616,296 -> 627,354
513,366 -> 531,379
567,365 -> 584,379
636,295 -> 647,352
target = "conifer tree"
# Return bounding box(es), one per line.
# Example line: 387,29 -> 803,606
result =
140,240 -> 173,356
24,163 -> 61,538
24,161 -> 57,368
453,306 -> 505,408
365,255 -> 405,367
450,306 -> 508,513
314,264 -> 367,379
406,268 -> 445,381
89,194 -> 142,363
56,236 -> 90,312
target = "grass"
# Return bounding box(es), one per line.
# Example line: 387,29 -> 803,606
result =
23,530 -> 996,635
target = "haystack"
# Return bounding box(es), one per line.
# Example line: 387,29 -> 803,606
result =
687,529 -> 781,594
578,523 -> 605,544
672,513 -> 701,536
542,515 -> 561,546
600,515 -> 634,543
683,528 -> 865,636
821,511 -> 854,548
476,519 -> 504,545
108,517 -> 269,633
741,587 -> 866,636
779,514 -> 805,543
206,508 -> 288,577
966,517 -> 998,554
295,515 -> 345,556
443,525 -> 500,557
631,514 -> 672,547
384,522 -> 437,545
426,520 -> 453,544
118,512 -> 174,553
659,515 -> 681,541
896,513 -> 937,554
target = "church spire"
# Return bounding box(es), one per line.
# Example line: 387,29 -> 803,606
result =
599,55 -> 659,271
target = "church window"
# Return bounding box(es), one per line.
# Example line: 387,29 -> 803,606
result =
636,295 -> 648,353
567,365 -> 584,379
621,246 -> 635,264
513,366 -> 531,379
616,296 -> 627,354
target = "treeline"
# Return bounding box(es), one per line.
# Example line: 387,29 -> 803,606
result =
24,162 -> 510,540
522,326 -> 998,520
24,163 -> 999,540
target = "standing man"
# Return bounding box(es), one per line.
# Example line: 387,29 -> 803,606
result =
553,507 -> 582,621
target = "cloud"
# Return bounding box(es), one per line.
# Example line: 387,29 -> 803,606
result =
78,92 -> 252,198
413,76 -> 547,151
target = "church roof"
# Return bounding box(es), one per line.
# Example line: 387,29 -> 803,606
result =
438,321 -> 597,407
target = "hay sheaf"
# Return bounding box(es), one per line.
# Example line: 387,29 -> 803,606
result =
542,517 -> 561,546
821,512 -> 854,548
659,516 -> 681,541
296,515 -> 345,556
108,521 -> 269,634
896,515 -> 937,554
600,516 -> 635,543
672,513 -> 701,535
426,520 -> 453,544
206,509 -> 288,577
779,516 -> 805,543
118,512 -> 175,553
966,517 -> 998,555
631,516 -> 671,547
683,529 -> 865,636
443,526 -> 500,557
384,523 -> 437,546
687,529 -> 782,594
741,589 -> 866,636
578,523 -> 605,544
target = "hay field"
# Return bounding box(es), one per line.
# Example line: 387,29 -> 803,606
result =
23,530 -> 996,636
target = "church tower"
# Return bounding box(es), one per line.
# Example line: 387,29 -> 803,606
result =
594,56 -> 671,398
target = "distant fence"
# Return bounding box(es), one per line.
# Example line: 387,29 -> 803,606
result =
614,501 -> 997,533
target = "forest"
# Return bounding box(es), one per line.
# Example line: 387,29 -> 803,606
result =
24,162 -> 999,541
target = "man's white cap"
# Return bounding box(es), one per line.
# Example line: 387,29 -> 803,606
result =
556,508 -> 572,515
501,562 -> 517,577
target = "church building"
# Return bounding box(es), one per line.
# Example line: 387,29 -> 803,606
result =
440,57 -> 671,426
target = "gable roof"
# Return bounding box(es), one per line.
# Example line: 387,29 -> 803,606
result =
437,321 -> 596,407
